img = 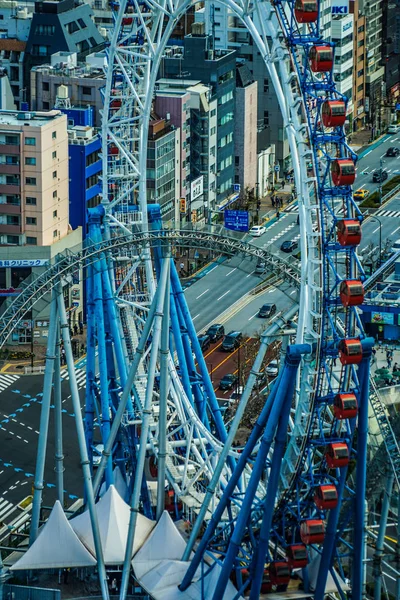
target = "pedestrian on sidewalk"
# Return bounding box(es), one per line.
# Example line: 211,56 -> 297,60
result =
281,180 -> 285,190
271,197 -> 275,208
276,210 -> 280,220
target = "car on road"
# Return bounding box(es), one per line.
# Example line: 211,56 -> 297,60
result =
219,373 -> 238,391
353,189 -> 369,201
265,360 -> 279,378
255,259 -> 267,274
281,239 -> 299,253
92,443 -> 104,467
372,170 -> 388,183
206,324 -> 225,343
386,147 -> 400,157
258,303 -> 277,318
230,386 -> 244,401
197,334 -> 211,352
250,225 -> 266,237
391,239 -> 400,254
388,124 -> 400,134
221,331 -> 243,351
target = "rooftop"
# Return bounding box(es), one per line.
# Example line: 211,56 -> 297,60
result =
0,109 -> 64,127
32,63 -> 105,79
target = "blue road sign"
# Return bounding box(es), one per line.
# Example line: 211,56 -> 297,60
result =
396,103 -> 400,111
233,183 -> 241,193
274,164 -> 280,172
224,210 -> 249,232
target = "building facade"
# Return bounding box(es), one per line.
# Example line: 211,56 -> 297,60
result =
363,0 -> 386,133
352,0 -> 367,131
234,64 -> 257,195
0,109 -> 69,247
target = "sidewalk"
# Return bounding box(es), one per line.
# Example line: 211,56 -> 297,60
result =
370,342 -> 400,385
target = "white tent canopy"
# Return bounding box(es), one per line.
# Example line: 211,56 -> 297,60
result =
70,484 -> 154,565
10,501 -> 97,570
133,510 -> 243,600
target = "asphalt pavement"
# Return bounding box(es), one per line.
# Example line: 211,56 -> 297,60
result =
355,134 -> 400,194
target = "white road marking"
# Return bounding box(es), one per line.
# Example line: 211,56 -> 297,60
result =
246,270 -> 255,278
192,314 -> 200,321
225,268 -> 237,277
248,311 -> 259,321
206,265 -> 219,275
290,290 -> 296,295
196,289 -> 209,300
391,226 -> 400,236
217,290 -> 230,301
364,150 -> 372,157
380,153 -> 386,158
372,226 -> 380,234
268,288 -> 276,293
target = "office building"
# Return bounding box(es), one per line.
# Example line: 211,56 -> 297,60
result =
147,117 -> 181,226
363,0 -> 386,133
352,0 -> 367,131
234,64 -> 257,194
382,0 -> 400,102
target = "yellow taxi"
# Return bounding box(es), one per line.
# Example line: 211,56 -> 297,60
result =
353,189 -> 369,201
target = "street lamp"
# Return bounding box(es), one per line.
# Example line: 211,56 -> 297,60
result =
368,215 -> 382,268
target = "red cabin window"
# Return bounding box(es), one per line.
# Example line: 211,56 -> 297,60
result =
238,569 -> 272,594
109,145 -> 119,156
334,393 -> 358,419
326,442 -> 349,468
336,220 -> 362,246
110,99 -> 122,109
338,338 -> 363,365
331,159 -> 356,186
269,561 -> 291,586
322,100 -> 346,127
339,280 -> 364,307
287,544 -> 308,569
122,16 -> 133,25
309,46 -> 333,72
294,0 -> 318,22
300,519 -> 325,545
314,484 -> 338,510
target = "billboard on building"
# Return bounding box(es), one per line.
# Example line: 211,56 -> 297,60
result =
190,176 -> 204,202
371,312 -> 394,325
331,0 -> 349,14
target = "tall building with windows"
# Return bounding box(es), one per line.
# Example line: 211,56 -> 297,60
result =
362,0 -> 386,133
162,28 -> 236,207
382,0 -> 400,102
0,109 -> 69,247
352,0 -> 367,131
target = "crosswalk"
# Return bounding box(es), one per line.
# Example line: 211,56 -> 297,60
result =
285,203 -> 345,216
61,368 -> 86,389
0,373 -> 19,393
0,496 -> 17,523
376,208 -> 400,219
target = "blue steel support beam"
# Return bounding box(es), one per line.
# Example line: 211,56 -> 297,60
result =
249,347 -> 303,600
179,368 -> 285,592
212,345 -> 311,600
352,337 -> 374,600
85,263 -> 96,467
373,471 -> 394,600
169,290 -> 194,405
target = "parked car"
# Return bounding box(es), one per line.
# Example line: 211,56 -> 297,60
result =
388,124 -> 400,134
372,170 -> 388,183
221,331 -> 243,352
206,324 -> 225,343
197,334 -> 211,352
258,303 -> 277,318
353,188 -> 369,201
92,443 -> 104,467
250,225 -> 266,237
255,259 -> 267,274
219,373 -> 238,391
266,360 -> 279,378
281,239 -> 299,253
386,147 -> 400,157
230,386 -> 244,401
391,239 -> 400,254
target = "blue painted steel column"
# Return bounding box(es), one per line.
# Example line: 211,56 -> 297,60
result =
212,363 -> 294,599
373,470 -> 394,600
180,369 -> 284,591
352,337 -> 374,600
85,263 -> 96,466
249,348 -> 303,600
54,322 -> 64,505
169,291 -> 193,404
30,291 -> 58,545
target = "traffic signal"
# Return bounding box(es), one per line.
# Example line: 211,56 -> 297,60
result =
191,210 -> 197,223
179,198 -> 186,213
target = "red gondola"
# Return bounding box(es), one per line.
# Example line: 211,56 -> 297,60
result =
239,568 -> 272,593
326,442 -> 349,468
331,159 -> 356,186
322,100 -> 346,127
339,280 -> 364,306
338,338 -> 363,365
309,45 -> 333,72
110,99 -> 122,109
300,519 -> 325,545
333,393 -> 358,419
109,145 -> 119,156
286,544 -> 308,569
314,484 -> 338,510
294,0 -> 318,22
122,16 -> 133,25
336,220 -> 362,247
269,561 -> 291,586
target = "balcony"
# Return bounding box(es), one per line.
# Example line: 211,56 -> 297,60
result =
0,203 -> 21,214
0,164 -> 20,175
0,223 -> 21,234
0,184 -> 20,195
0,144 -> 20,155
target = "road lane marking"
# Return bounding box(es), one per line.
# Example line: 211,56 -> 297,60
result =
246,270 -> 255,278
268,288 -> 276,293
372,226 -> 380,234
206,265 -> 219,275
364,150 -> 372,157
196,289 -> 209,300
225,268 -> 237,277
217,290 -> 230,301
248,311 -> 259,321
391,226 -> 400,236
380,153 -> 386,158
290,290 -> 296,295
203,342 -> 223,359
193,314 -> 200,321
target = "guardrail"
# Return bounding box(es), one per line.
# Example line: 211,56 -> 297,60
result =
364,249 -> 400,292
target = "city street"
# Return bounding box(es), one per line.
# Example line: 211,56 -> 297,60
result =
355,134 -> 400,194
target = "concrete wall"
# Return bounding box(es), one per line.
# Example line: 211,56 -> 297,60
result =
235,80 -> 257,193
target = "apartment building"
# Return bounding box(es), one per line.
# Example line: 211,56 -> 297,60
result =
382,0 -> 400,100
0,109 -> 69,247
363,0 -> 386,133
332,15 -> 355,126
235,64 -> 257,194
352,0 -> 367,130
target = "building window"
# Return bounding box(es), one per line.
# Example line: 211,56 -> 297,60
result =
210,109 -> 216,117
52,151 -> 57,159
6,175 -> 19,185
52,131 -> 57,140
7,215 -> 19,225
32,45 -> 49,56
358,24 -> 365,33
26,237 -> 37,245
86,149 -> 100,166
43,102 -> 50,110
5,156 -> 19,165
357,39 -> 364,48
25,157 -> 36,166
53,190 -> 57,198
25,177 -> 36,185
357,68 -> 364,77
26,216 -> 37,225
7,235 -> 19,244
357,83 -> 363,92
78,18 -> 87,28
89,37 -> 97,47
35,24 -> 55,35
52,170 -> 57,178
210,126 -> 216,136
218,91 -> 234,105
86,173 -> 99,189
5,135 -> 19,145
25,137 -> 36,146
52,210 -> 57,218
66,21 -> 79,34
264,78 -> 269,93
235,156 -> 239,166
82,86 -> 92,96
26,197 -> 36,205
53,229 -> 58,238
264,110 -> 269,126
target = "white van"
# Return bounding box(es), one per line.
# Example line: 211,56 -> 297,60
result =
388,124 -> 400,134
391,239 -> 400,253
